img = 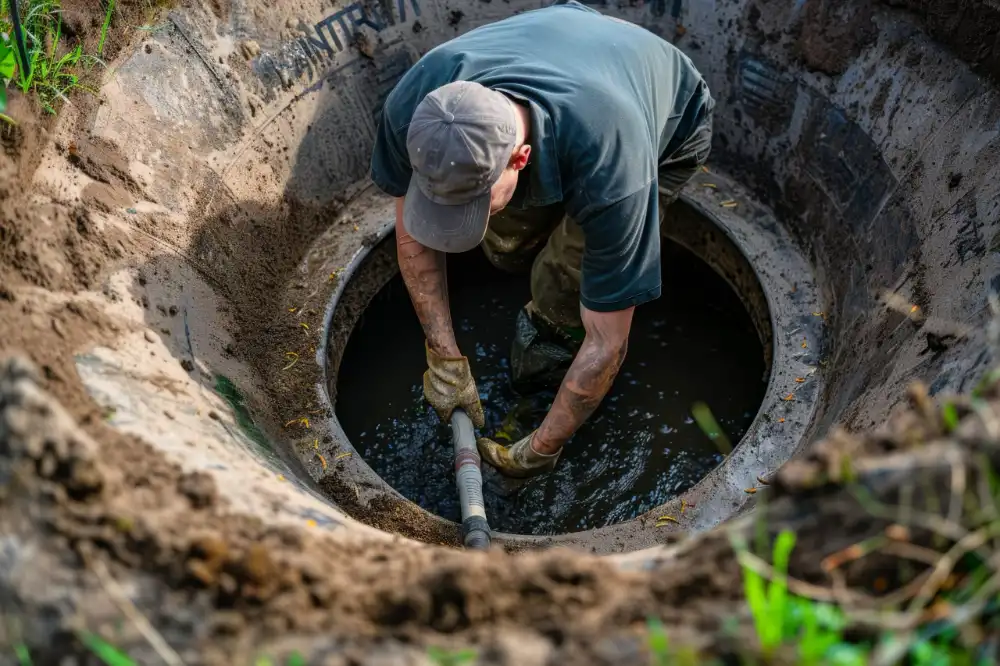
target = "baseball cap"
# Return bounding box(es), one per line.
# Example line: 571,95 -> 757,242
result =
404,80 -> 518,253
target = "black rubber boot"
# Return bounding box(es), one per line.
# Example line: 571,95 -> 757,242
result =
509,306 -> 582,394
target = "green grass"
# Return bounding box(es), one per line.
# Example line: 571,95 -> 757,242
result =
97,0 -> 114,56
75,631 -> 136,666
427,647 -> 478,666
1,0 -> 106,115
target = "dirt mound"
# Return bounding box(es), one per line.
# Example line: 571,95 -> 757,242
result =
3,349 -> 999,663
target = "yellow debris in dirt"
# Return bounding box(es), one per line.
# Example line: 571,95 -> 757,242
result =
316,453 -> 327,470
680,499 -> 688,514
701,183 -> 717,189
300,322 -> 310,331
284,417 -> 309,429
313,438 -> 319,450
801,338 -> 808,348
720,200 -> 738,208
910,304 -> 920,314
282,351 -> 299,370
783,394 -> 795,401
744,487 -> 757,494
353,224 -> 360,231
756,475 -> 770,486
778,417 -> 786,423
335,452 -> 352,460
306,519 -> 317,528
277,474 -> 286,482
655,515 -> 678,524
701,165 -> 709,173
795,377 -> 805,383
288,307 -> 297,313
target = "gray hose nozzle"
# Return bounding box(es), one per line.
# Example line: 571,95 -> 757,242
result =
450,409 -> 492,550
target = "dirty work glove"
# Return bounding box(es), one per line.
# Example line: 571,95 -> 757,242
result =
423,343 -> 486,428
477,431 -> 561,479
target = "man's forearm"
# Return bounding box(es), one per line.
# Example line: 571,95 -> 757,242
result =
533,332 -> 627,454
395,198 -> 460,356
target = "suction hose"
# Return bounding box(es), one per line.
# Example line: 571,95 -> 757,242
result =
451,409 -> 492,550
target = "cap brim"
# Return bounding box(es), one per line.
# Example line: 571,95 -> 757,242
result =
402,178 -> 490,254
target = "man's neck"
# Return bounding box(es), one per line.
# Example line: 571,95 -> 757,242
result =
513,100 -> 532,146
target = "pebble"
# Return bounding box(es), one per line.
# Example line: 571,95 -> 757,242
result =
144,330 -> 156,343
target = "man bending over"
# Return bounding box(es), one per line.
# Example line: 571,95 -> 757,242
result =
370,0 -> 714,477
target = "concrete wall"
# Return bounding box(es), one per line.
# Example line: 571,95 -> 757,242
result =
48,0 -> 1000,556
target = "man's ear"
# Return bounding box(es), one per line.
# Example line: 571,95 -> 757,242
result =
510,144 -> 531,171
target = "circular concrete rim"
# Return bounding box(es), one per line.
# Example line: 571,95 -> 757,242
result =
317,167 -> 825,552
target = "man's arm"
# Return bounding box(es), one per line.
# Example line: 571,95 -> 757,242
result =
532,305 -> 634,454
394,197 -> 460,356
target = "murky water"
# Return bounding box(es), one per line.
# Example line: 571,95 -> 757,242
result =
336,241 -> 767,535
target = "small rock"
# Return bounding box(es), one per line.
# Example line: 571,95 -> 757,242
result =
168,305 -> 179,317
242,544 -> 277,584
181,359 -> 195,372
144,330 -> 156,343
239,39 -> 261,60
51,318 -> 66,339
160,328 -> 171,336
164,410 -> 175,420
209,410 -> 220,421
179,471 -> 217,508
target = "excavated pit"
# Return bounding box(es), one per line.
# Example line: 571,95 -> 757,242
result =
35,0 -> 996,561
335,230 -> 768,535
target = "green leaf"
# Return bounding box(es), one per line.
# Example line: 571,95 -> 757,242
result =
646,616 -> 670,665
287,651 -> 306,666
0,85 -> 6,114
764,530 -> 796,646
13,643 -> 33,666
76,632 -> 136,666
427,647 -> 477,666
742,563 -> 772,648
942,403 -> 960,432
0,41 -> 15,81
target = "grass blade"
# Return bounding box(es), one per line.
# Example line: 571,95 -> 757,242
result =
691,401 -> 733,455
76,631 -> 136,666
98,0 -> 115,56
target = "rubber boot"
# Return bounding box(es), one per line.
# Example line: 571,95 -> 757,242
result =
509,303 -> 583,393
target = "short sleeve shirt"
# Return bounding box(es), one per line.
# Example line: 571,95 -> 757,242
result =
371,0 -> 710,312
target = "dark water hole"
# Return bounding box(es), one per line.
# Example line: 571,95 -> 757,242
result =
336,239 -> 767,535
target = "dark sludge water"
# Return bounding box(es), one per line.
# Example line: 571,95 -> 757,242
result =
335,239 -> 767,535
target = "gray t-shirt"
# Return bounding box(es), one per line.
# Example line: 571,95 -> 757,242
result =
371,0 -> 709,312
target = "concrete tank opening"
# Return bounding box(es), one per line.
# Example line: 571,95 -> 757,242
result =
39,0 -> 995,562
331,203 -> 770,536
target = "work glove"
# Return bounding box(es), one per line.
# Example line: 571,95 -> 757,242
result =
423,342 -> 486,428
477,431 -> 561,479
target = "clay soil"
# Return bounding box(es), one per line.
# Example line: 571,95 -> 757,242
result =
2,2 -> 1000,665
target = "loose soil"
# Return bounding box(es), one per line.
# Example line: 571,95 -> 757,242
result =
1,0 -> 1000,663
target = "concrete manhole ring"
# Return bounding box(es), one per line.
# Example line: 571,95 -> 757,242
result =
310,168 -> 825,554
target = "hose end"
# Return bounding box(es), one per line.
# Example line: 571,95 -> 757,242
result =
461,516 -> 492,550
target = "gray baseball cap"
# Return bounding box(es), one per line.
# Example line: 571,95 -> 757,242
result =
404,80 -> 518,253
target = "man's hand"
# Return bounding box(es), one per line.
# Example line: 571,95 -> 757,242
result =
477,430 -> 560,478
424,343 -> 486,427
532,305 -> 633,455
395,198 -> 485,427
